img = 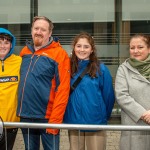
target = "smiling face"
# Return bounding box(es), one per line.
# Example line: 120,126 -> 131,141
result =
74,38 -> 93,60
129,37 -> 150,61
0,39 -> 11,60
31,19 -> 51,50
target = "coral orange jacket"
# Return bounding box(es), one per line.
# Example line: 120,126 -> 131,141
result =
17,37 -> 70,134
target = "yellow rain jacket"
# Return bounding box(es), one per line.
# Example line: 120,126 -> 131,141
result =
0,54 -> 22,122
0,27 -> 22,122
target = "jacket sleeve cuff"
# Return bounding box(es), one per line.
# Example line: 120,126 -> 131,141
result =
46,128 -> 59,135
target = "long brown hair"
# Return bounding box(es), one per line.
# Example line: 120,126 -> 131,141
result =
71,32 -> 100,78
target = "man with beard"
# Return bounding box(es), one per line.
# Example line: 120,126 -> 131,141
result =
17,16 -> 70,150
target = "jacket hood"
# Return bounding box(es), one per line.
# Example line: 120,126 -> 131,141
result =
0,28 -> 16,60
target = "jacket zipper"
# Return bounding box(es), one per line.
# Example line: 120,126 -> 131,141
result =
19,54 -> 40,115
19,55 -> 34,116
31,55 -> 40,72
1,60 -> 4,72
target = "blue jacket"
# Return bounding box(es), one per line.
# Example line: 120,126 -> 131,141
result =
17,38 -> 70,134
64,60 -> 115,125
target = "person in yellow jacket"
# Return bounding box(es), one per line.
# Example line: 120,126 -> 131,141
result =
0,28 -> 22,150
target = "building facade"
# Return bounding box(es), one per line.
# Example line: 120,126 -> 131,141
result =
1,0 -> 150,119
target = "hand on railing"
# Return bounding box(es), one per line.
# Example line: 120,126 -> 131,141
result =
141,110 -> 150,124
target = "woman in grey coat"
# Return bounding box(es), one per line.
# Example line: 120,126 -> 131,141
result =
115,34 -> 150,150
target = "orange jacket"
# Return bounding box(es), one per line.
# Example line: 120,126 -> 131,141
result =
17,38 -> 70,134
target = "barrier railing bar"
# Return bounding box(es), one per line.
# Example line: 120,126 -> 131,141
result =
3,122 -> 150,131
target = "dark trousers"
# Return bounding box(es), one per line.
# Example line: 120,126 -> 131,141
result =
20,118 -> 59,150
0,128 -> 18,150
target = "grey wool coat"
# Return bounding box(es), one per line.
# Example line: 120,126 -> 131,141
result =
115,59 -> 150,150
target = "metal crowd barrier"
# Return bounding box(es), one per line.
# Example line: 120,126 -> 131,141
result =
3,122 -> 150,131
2,122 -> 150,150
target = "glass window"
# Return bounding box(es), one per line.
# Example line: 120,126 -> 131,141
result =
0,0 -> 30,24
